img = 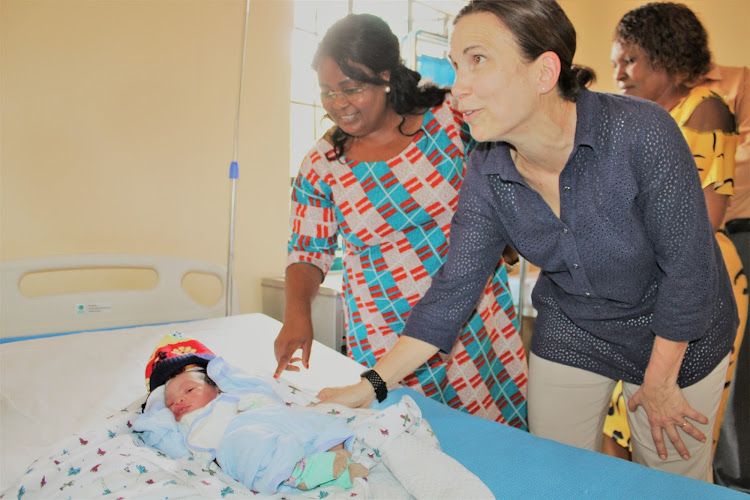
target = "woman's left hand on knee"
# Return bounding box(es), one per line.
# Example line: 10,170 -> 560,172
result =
627,382 -> 708,461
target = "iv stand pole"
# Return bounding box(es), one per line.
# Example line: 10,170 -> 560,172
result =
226,0 -> 251,316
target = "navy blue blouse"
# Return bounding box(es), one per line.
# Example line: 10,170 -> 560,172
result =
402,89 -> 736,387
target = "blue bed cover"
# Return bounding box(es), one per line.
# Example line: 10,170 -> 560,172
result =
376,388 -> 746,499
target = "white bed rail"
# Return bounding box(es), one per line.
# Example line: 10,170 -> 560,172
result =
0,254 -> 238,340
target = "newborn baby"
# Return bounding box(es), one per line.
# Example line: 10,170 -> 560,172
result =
135,333 -> 367,494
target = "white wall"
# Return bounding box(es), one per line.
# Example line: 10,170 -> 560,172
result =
1,0 -> 293,314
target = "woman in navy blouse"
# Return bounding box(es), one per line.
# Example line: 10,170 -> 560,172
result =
316,0 -> 736,481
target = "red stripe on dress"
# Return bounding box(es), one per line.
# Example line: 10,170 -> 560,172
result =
382,311 -> 400,324
453,378 -> 467,391
406,146 -> 423,164
403,177 -> 424,194
488,329 -> 500,343
377,202 -> 396,219
399,198 -> 419,213
305,170 -> 321,186
341,171 -> 357,188
423,117 -> 439,133
508,417 -> 523,428
447,396 -> 463,409
361,177 -> 377,193
355,197 -> 372,214
380,171 -> 398,190
455,350 -> 470,364
485,348 -> 497,362
410,267 -> 429,281
516,347 -> 526,361
375,223 -> 395,238
426,203 -> 447,220
387,156 -> 403,168
355,228 -> 372,242
425,170 -> 442,188
340,201 -> 353,216
465,401 -> 481,414
391,267 -> 407,281
405,294 -> 421,306
502,324 -> 517,339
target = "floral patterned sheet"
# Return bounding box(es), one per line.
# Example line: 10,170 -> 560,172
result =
1,378 -> 492,500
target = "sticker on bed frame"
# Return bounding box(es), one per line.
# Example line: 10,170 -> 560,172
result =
75,302 -> 112,314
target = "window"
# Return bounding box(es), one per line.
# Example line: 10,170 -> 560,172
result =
289,1 -> 349,178
289,0 -> 466,176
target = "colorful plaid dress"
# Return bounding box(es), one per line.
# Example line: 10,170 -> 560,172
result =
287,99 -> 528,428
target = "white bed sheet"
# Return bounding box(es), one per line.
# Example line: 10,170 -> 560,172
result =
0,313 -> 365,490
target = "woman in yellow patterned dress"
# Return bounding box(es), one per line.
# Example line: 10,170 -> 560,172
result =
607,2 -> 746,459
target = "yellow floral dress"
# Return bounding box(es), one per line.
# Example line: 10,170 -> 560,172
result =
603,87 -> 745,451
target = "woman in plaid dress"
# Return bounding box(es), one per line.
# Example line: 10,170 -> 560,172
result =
274,13 -> 527,428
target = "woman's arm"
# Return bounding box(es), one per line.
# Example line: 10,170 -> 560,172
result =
631,93 -> 737,458
273,265 -> 324,377
276,144 -> 339,376
703,186 -> 729,231
316,335 -> 440,407
632,101 -> 728,458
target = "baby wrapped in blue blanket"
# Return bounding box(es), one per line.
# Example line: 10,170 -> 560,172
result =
133,333 -> 368,495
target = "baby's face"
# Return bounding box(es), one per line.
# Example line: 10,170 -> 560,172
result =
164,371 -> 219,421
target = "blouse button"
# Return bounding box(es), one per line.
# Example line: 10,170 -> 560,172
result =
585,292 -> 591,297
564,186 -> 571,191
563,228 -> 569,234
573,263 -> 579,269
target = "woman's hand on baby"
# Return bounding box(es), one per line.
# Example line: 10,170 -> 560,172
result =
627,379 -> 708,461
316,380 -> 376,409
274,315 -> 314,378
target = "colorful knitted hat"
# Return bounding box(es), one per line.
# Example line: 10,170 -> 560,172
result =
145,332 -> 215,392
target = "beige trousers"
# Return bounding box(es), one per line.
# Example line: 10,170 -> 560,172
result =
528,353 -> 729,481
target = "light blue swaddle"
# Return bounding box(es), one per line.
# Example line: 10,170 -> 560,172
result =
133,357 -> 354,495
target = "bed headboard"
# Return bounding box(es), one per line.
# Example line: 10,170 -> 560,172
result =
0,254 -> 238,341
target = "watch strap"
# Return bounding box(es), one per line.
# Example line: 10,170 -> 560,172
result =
360,369 -> 388,403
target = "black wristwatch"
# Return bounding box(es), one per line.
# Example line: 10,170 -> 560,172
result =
360,369 -> 388,403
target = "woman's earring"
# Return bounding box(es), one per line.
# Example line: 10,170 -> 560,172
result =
385,86 -> 391,93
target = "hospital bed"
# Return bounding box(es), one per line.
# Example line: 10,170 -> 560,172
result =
0,255 -> 745,499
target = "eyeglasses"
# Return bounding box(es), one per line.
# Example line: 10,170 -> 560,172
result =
319,85 -> 369,103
